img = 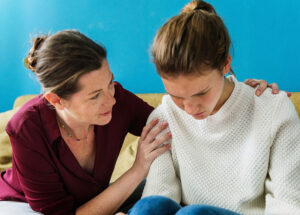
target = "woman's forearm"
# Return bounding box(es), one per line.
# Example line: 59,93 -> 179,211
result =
76,167 -> 144,215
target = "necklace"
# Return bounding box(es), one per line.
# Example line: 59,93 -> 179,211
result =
57,117 -> 92,142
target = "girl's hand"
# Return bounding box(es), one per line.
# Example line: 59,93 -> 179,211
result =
244,79 -> 291,97
131,118 -> 172,178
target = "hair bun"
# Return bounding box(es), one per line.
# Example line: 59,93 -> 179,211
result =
181,0 -> 216,15
25,36 -> 48,72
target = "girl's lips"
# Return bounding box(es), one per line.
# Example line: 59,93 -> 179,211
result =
193,111 -> 205,117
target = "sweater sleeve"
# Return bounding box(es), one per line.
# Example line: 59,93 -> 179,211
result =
265,93 -> 300,214
6,118 -> 75,215
141,106 -> 181,203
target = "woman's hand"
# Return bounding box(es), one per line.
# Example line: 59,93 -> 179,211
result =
131,118 -> 172,178
244,79 -> 291,97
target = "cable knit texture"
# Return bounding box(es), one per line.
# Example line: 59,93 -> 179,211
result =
142,76 -> 300,215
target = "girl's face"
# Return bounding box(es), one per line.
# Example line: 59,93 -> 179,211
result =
161,69 -> 228,120
61,59 -> 116,125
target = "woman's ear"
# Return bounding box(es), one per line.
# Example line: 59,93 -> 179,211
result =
222,54 -> 232,76
44,92 -> 65,110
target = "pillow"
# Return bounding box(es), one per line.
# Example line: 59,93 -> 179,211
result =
0,108 -> 19,171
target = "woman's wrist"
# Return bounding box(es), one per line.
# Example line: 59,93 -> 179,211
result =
128,164 -> 147,182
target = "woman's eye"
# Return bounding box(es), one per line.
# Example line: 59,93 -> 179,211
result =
90,94 -> 99,100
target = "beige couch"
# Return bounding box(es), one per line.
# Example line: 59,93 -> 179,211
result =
1,93 -> 300,182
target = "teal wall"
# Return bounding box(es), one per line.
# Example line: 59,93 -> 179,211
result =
1,0 -> 299,112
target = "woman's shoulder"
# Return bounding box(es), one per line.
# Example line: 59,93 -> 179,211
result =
114,81 -> 139,104
6,95 -> 47,136
113,81 -> 154,113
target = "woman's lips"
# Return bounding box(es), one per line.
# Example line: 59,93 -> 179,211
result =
100,110 -> 112,116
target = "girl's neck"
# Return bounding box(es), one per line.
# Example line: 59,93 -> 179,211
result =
212,77 -> 235,114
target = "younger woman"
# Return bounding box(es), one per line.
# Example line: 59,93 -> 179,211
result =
129,1 -> 300,214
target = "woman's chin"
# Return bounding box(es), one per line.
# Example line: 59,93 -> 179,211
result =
95,113 -> 112,125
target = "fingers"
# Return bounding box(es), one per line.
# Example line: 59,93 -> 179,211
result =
149,143 -> 171,160
244,79 -> 260,88
286,91 -> 292,97
245,79 -> 282,96
267,83 -> 279,94
143,121 -> 169,143
150,131 -> 172,152
133,123 -> 171,176
140,118 -> 159,141
255,80 -> 268,96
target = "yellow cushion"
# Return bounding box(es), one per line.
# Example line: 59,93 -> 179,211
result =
13,95 -> 37,109
290,92 -> 300,118
0,108 -> 19,171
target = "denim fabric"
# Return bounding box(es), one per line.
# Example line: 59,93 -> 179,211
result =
128,195 -> 240,215
128,195 -> 181,215
117,180 -> 146,213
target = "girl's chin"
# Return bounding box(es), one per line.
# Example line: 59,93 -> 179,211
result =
192,115 -> 208,120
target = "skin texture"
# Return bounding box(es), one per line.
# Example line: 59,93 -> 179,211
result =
162,70 -> 234,120
46,60 -> 116,132
161,55 -> 233,120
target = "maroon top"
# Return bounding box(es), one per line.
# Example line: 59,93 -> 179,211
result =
0,82 -> 153,215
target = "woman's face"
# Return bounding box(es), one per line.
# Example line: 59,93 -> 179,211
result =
61,59 -> 116,125
161,69 -> 226,120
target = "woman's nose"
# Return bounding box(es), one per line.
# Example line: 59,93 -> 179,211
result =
104,91 -> 116,107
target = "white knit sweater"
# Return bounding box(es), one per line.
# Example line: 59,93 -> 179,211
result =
142,76 -> 300,215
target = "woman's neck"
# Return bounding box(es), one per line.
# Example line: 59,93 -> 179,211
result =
56,110 -> 91,140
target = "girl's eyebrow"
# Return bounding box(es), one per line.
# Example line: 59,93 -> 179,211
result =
88,73 -> 114,95
167,86 -> 209,99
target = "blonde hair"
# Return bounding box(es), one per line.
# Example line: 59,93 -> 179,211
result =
152,0 -> 231,77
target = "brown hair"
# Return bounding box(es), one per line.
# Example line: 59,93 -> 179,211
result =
152,0 -> 231,78
26,30 -> 107,99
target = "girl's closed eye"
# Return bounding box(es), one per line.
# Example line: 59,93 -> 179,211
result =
195,91 -> 208,97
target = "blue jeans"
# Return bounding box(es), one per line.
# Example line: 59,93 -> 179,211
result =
128,195 -> 240,215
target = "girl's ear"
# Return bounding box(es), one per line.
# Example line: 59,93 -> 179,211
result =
222,54 -> 232,76
44,92 -> 65,110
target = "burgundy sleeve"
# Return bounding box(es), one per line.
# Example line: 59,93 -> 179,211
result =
6,119 -> 75,215
119,86 -> 154,136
